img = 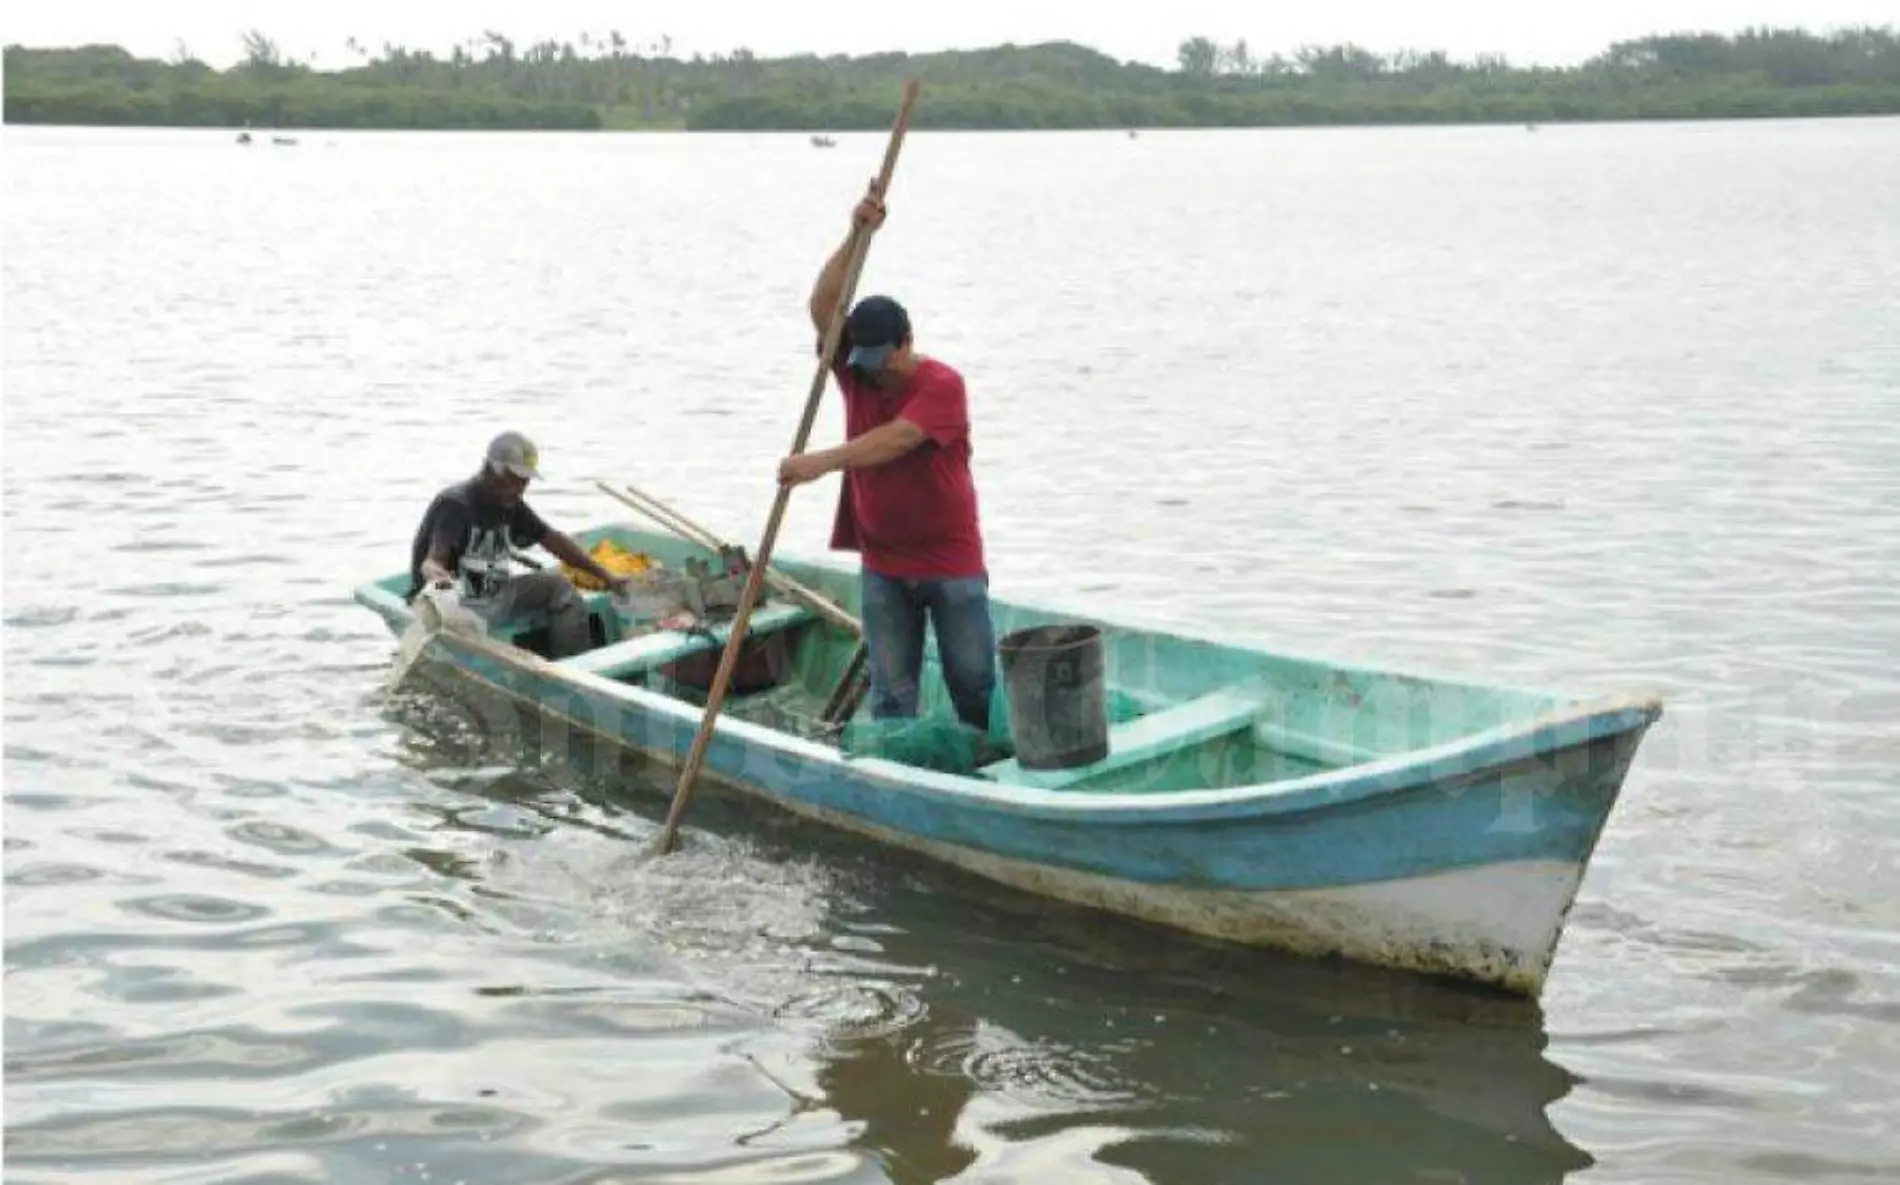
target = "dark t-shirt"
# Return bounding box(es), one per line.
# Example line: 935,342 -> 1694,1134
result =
406,478 -> 550,599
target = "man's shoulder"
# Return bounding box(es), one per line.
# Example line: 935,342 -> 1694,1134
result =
915,357 -> 964,388
909,359 -> 966,410
431,478 -> 478,507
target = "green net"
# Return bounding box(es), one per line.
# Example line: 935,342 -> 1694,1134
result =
840,716 -> 997,774
829,673 -> 1156,777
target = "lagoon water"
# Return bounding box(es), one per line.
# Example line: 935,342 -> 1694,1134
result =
5,117 -> 1899,1183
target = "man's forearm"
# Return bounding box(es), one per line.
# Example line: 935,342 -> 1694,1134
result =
546,532 -> 615,586
825,422 -> 924,472
809,238 -> 853,330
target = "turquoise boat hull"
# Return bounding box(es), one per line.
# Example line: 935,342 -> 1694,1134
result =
354,522 -> 1662,997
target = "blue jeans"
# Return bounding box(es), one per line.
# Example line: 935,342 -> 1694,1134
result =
860,568 -> 998,731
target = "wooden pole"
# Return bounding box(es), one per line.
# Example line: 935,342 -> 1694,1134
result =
593,479 -> 860,635
652,79 -> 921,855
818,640 -> 871,728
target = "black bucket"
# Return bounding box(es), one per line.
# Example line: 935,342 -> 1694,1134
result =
997,624 -> 1108,770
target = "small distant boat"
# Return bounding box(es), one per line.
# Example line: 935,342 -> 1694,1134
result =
810,134 -> 836,148
356,519 -> 1664,998
236,131 -> 252,145
271,135 -> 299,147
1127,129 -> 1140,139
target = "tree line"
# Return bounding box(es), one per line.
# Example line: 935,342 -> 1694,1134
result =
4,26 -> 1896,133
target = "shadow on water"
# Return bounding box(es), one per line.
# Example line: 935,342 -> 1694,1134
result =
383,670 -> 1595,1185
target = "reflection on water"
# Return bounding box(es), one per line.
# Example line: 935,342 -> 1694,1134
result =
795,914 -> 1592,1185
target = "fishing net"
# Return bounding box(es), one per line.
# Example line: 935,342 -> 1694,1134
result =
838,716 -> 992,774
830,680 -> 1019,773
386,586 -> 489,691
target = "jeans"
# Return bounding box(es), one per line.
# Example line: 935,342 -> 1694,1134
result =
474,570 -> 592,658
860,568 -> 998,731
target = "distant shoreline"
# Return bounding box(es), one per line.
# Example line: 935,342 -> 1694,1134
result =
10,113 -> 1900,136
7,30 -> 1898,134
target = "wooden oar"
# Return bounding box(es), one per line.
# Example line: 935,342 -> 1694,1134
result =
592,479 -> 860,635
652,78 -> 922,856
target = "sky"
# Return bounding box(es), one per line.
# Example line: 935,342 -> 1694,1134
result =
4,0 -> 1894,70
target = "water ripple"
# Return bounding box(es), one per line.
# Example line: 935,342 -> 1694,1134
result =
120,894 -> 275,926
6,120 -> 1898,1185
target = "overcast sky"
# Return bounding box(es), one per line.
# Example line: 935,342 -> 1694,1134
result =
7,0 -> 1894,69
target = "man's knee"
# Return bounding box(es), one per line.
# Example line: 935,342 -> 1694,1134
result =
938,616 -> 997,684
870,656 -> 920,706
523,571 -> 580,610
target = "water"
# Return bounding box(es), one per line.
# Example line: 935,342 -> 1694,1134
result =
5,117 -> 1899,1182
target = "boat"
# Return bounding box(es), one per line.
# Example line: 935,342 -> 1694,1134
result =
810,134 -> 837,148
354,518 -> 1662,998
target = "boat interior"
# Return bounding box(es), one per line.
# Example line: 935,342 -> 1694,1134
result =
365,523 -> 1570,793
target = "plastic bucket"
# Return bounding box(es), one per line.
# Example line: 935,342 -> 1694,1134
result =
997,623 -> 1108,770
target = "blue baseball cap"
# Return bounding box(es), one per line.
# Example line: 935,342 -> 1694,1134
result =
844,296 -> 911,370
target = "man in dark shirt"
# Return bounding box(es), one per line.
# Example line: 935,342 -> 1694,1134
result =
408,431 -> 628,658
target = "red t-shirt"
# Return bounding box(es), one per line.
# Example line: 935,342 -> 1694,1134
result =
829,357 -> 986,579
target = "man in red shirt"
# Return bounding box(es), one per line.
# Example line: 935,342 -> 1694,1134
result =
779,190 -> 997,732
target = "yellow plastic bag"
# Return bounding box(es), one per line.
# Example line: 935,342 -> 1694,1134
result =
563,538 -> 656,590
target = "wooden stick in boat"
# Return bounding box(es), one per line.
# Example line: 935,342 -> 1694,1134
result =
654,78 -> 921,856
618,482 -> 860,634
818,641 -> 870,728
594,480 -> 860,635
612,479 -> 869,730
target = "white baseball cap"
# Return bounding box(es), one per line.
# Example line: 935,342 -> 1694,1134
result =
484,430 -> 541,480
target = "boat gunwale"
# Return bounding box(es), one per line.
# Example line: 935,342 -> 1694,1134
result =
357,561 -> 1663,827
